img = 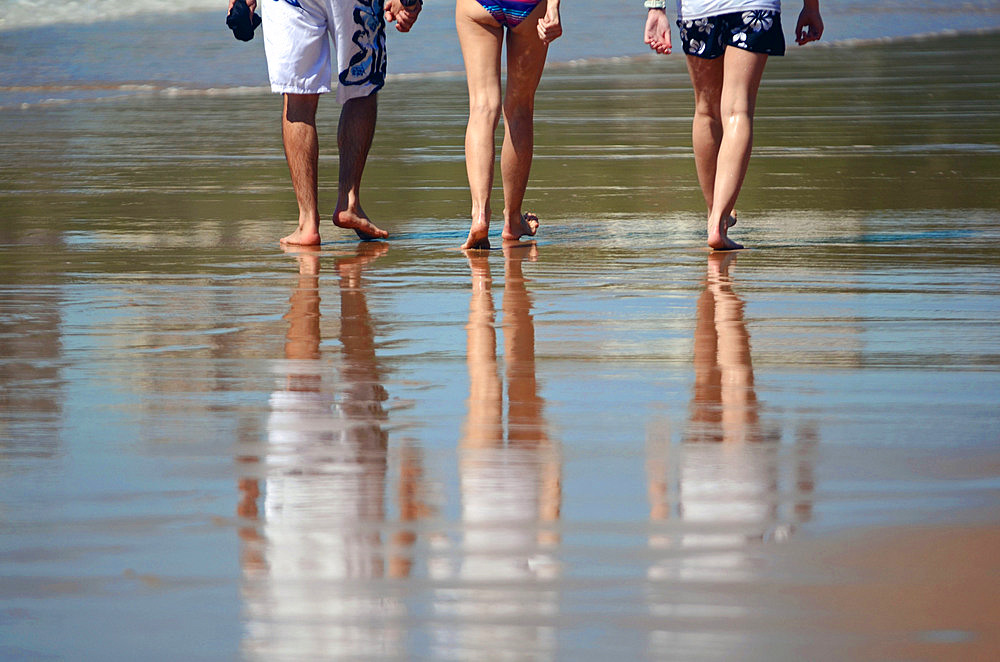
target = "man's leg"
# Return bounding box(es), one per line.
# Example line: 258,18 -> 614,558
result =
333,93 -> 389,240
280,93 -> 323,246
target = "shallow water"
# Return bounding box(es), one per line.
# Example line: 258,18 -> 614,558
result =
2,31 -> 1000,662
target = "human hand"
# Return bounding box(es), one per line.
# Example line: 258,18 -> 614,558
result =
644,9 -> 672,54
228,0 -> 257,14
385,0 -> 422,32
536,1 -> 562,44
795,6 -> 824,45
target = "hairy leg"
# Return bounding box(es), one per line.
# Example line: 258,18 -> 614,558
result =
499,4 -> 549,242
456,0 -> 503,249
280,93 -> 323,246
709,48 -> 768,250
334,93 -> 389,240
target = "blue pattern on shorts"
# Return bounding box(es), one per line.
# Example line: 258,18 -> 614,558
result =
678,10 -> 785,59
339,0 -> 387,92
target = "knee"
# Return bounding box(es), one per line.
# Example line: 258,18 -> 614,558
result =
693,99 -> 721,125
722,107 -> 754,131
502,99 -> 534,128
469,95 -> 501,125
284,93 -> 319,124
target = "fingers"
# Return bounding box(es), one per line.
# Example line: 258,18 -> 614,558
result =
795,10 -> 824,45
643,12 -> 671,54
536,18 -> 562,44
385,0 -> 421,32
795,25 -> 820,44
536,9 -> 562,44
644,31 -> 671,54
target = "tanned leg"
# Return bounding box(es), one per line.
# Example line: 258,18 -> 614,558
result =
456,0 -> 504,249
280,93 -> 323,246
499,4 -> 549,242
333,93 -> 389,240
687,49 -> 766,250
708,47 -> 768,250
686,55 -> 724,215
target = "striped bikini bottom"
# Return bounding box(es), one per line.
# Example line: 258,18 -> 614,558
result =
476,0 -> 541,28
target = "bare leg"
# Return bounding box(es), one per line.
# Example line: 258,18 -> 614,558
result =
333,94 -> 389,240
499,5 -> 548,242
501,242 -> 559,542
686,49 -> 768,250
461,251 -> 503,443
709,252 -> 759,440
280,93 -> 323,246
456,0 -> 503,249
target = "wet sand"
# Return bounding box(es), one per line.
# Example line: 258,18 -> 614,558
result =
2,31 -> 1000,661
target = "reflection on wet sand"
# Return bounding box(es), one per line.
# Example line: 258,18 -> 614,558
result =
433,245 -> 561,657
646,254 -> 816,653
238,244 -> 427,659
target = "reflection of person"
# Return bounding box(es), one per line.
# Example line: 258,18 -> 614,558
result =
456,0 -> 562,249
431,245 -> 559,653
643,0 -> 823,249
230,0 -> 422,245
239,244 -> 429,658
646,253 -> 814,590
460,244 -> 560,555
689,251 -> 759,443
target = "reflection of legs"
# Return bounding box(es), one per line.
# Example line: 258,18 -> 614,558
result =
457,0 -> 503,250
689,263 -> 723,442
334,94 -> 389,240
391,442 -> 432,579
280,94 -> 323,246
283,250 -> 322,363
499,9 -> 548,242
336,242 -> 390,422
688,252 -> 760,442
708,252 -> 759,439
502,244 -> 559,536
462,252 -> 503,443
502,244 -> 542,443
686,48 -> 768,250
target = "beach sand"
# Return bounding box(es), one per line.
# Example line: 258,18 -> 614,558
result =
1,30 -> 999,661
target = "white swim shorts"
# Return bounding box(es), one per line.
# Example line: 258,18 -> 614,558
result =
263,0 -> 387,104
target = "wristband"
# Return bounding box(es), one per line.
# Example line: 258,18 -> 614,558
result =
644,0 -> 667,9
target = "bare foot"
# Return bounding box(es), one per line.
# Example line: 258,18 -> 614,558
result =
462,219 -> 491,250
707,215 -> 743,251
280,227 -> 322,246
333,207 -> 389,240
502,212 -> 539,242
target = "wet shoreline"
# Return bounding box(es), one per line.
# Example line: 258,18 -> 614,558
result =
2,30 -> 1000,662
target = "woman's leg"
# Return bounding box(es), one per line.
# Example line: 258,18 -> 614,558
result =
685,55 -> 725,217
709,47 -> 768,249
687,47 -> 768,250
456,0 -> 504,249
499,3 -> 549,241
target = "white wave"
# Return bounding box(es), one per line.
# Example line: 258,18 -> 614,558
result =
0,0 -> 218,31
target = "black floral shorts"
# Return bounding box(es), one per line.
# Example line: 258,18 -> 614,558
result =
677,10 -> 785,59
